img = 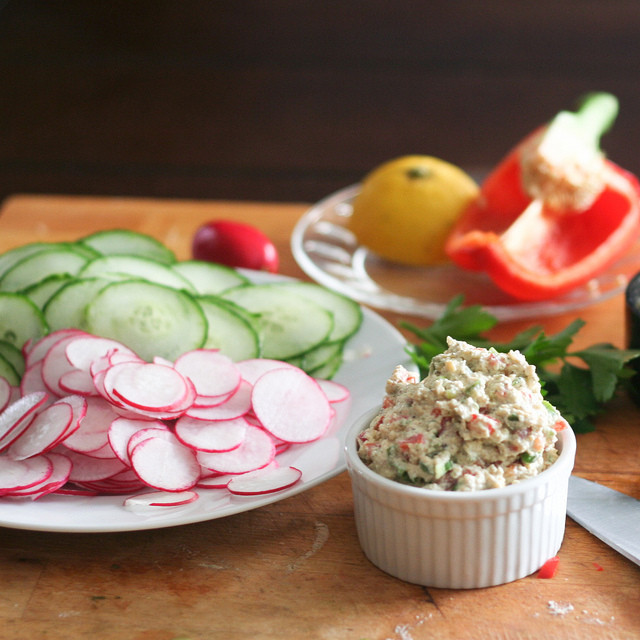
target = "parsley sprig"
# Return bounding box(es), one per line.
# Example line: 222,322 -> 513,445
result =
401,295 -> 640,433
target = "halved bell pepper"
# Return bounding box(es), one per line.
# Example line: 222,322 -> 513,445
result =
445,93 -> 640,301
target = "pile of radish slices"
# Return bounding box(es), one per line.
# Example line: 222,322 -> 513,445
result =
0,329 -> 350,509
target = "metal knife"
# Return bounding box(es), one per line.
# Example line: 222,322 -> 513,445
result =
566,475 -> 640,567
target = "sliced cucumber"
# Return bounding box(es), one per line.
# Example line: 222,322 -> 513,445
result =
43,277 -> 111,332
21,273 -> 75,309
85,280 -> 207,362
0,242 -> 57,279
297,340 -> 344,373
0,352 -> 19,386
308,352 -> 343,380
274,281 -> 363,342
79,255 -> 196,292
197,296 -> 260,361
0,292 -> 48,350
172,260 -> 249,295
80,229 -> 177,264
0,339 -> 25,377
221,284 -> 333,360
0,246 -> 90,292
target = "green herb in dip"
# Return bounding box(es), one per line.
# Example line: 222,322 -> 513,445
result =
357,338 -> 568,491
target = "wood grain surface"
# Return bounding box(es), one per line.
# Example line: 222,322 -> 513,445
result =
0,194 -> 638,640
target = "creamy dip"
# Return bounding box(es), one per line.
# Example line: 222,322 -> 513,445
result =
357,338 -> 568,491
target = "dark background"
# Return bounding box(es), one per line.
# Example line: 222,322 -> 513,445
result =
1,1 -> 639,204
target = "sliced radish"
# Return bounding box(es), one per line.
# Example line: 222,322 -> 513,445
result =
58,368 -> 98,396
126,426 -> 173,459
61,396 -> 119,454
174,349 -> 241,400
108,417 -> 165,465
130,435 -> 201,492
40,334 -> 85,397
316,379 -> 350,404
20,361 -> 49,396
104,361 -> 196,412
185,379 -> 252,420
0,391 -> 49,451
251,367 -> 332,443
0,454 -> 53,492
196,424 -> 275,474
174,415 -> 247,452
226,465 -> 302,495
65,336 -> 137,371
23,329 -> 86,368
124,489 -> 199,509
236,358 -> 297,385
63,447 -> 129,483
3,452 -> 72,499
7,401 -> 74,460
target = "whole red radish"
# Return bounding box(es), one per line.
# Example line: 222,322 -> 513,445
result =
192,220 -> 279,272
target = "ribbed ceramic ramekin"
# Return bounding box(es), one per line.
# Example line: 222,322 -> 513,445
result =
345,408 -> 577,589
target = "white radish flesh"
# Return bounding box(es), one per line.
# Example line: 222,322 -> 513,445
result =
185,379 -> 252,420
174,349 -> 241,400
174,415 -> 247,453
0,455 -> 53,492
124,489 -> 199,509
251,368 -> 332,443
226,465 -> 302,495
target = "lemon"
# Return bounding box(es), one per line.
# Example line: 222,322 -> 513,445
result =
348,155 -> 479,266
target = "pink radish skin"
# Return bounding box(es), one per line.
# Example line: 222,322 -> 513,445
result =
251,368 -> 332,443
23,329 -> 85,368
174,415 -> 248,453
62,397 -> 120,454
130,436 -> 201,492
124,489 -> 199,509
236,358 -> 297,385
196,424 -> 275,474
62,447 -> 129,483
316,379 -> 350,404
108,417 -> 166,465
226,465 -> 302,496
0,391 -> 49,451
0,377 -> 13,413
126,426 -> 173,460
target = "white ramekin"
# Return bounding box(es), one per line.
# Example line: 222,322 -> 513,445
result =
345,408 -> 577,589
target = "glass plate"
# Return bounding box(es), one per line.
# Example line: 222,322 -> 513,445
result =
291,184 -> 640,321
0,270 -> 416,533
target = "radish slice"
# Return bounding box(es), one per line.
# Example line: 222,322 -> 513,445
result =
58,368 -> 97,396
196,424 -> 275,474
65,336 -> 137,371
108,417 -> 165,465
63,447 -> 129,483
236,358 -> 297,385
7,401 -> 74,460
3,452 -> 72,498
130,435 -> 201,492
124,489 -> 199,509
0,454 -> 53,492
104,361 -> 196,413
62,396 -> 120,454
0,377 -> 13,413
40,334 -> 85,397
185,379 -> 253,420
23,329 -> 86,368
20,362 -> 49,396
316,379 -> 350,404
227,465 -> 302,495
251,368 -> 332,443
126,426 -> 173,459
174,415 -> 248,452
174,349 -> 241,400
0,391 -> 49,451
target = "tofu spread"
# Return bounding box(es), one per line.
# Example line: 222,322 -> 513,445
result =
357,338 -> 568,491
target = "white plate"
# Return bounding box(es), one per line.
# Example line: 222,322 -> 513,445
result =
291,184 -> 640,321
0,271 -> 415,532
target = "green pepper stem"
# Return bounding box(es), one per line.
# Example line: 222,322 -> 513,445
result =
544,91 -> 619,152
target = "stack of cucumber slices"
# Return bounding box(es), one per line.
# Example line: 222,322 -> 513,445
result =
0,230 -> 363,385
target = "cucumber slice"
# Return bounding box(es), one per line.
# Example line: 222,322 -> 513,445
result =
85,280 -> 207,362
0,242 -> 56,279
79,255 -> 196,292
0,246 -> 90,292
80,229 -> 177,264
220,284 -> 333,360
308,352 -> 343,380
273,282 -> 363,342
172,260 -> 249,295
197,296 -> 260,361
297,340 -> 344,373
0,339 -> 25,377
0,352 -> 19,386
0,292 -> 48,350
21,273 -> 75,309
43,277 -> 112,332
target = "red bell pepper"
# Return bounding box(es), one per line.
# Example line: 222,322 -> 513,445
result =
445,93 -> 640,301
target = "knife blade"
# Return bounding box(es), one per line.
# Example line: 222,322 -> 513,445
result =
566,475 -> 640,567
